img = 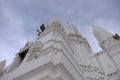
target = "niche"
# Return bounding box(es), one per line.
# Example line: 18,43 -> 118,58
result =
19,49 -> 28,62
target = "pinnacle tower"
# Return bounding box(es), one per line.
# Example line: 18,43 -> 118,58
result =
93,25 -> 113,43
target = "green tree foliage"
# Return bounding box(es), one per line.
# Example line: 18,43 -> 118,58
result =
40,24 -> 45,32
36,24 -> 46,36
113,33 -> 120,40
36,29 -> 41,36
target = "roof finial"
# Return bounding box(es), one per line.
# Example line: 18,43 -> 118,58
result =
49,17 -> 61,25
26,38 -> 29,42
92,25 -> 95,27
93,26 -> 112,43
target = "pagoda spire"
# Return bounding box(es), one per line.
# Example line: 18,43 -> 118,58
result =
49,17 -> 61,26
93,25 -> 113,43
64,23 -> 82,36
64,24 -> 93,65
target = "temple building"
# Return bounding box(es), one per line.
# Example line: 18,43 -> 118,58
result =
0,18 -> 120,80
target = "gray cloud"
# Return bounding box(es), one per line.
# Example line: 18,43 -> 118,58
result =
0,0 -> 120,65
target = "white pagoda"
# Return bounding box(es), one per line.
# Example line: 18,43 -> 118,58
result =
0,18 -> 120,80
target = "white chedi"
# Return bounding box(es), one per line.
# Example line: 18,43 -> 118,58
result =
92,25 -> 113,43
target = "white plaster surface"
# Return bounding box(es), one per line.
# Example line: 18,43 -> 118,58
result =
1,18 -> 120,80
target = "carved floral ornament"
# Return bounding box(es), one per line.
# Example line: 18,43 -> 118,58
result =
79,64 -> 105,80
28,41 -> 43,61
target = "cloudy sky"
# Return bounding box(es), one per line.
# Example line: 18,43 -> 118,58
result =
0,0 -> 120,65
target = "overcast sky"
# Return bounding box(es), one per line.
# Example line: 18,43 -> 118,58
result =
0,0 -> 120,65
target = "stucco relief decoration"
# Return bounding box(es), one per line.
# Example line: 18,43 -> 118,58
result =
28,41 -> 43,60
0,60 -> 6,75
80,64 -> 105,80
